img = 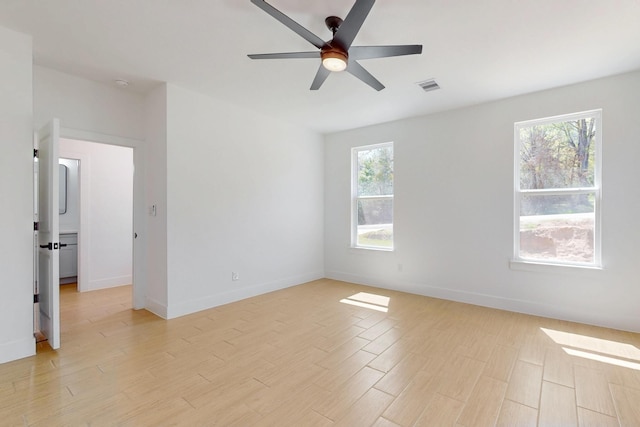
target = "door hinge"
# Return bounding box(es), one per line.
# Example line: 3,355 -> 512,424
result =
34,294 -> 39,303
33,149 -> 39,158
34,222 -> 39,231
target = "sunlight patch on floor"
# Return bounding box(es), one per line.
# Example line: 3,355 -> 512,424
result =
340,292 -> 390,312
563,348 -> 640,370
541,327 -> 640,370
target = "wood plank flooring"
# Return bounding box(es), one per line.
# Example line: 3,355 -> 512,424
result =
1,279 -> 639,426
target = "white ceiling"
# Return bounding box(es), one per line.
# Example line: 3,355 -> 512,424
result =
1,0 -> 639,134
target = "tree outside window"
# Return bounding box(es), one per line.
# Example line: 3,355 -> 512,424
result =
515,110 -> 601,266
352,143 -> 393,250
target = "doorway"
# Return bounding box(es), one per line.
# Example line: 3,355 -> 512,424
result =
59,138 -> 134,295
35,125 -> 144,352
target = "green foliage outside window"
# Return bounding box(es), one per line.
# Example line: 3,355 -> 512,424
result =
354,144 -> 394,249
519,118 -> 596,215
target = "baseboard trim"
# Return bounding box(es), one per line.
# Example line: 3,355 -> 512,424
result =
166,271 -> 325,320
0,335 -> 35,365
87,275 -> 133,291
145,297 -> 168,319
325,271 -> 639,333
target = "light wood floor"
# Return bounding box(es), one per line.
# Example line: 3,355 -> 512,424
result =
1,279 -> 639,426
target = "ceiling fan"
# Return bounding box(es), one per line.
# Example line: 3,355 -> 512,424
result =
247,0 -> 423,91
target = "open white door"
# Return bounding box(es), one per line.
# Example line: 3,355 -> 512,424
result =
37,119 -> 60,349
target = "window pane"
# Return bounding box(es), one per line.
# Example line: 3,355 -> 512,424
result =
519,117 -> 596,190
519,194 -> 595,263
357,198 -> 393,248
358,146 -> 393,196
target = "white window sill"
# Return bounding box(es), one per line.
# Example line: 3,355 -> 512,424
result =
509,259 -> 602,274
350,246 -> 394,254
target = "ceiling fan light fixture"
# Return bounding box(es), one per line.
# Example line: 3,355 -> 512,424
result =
248,0 -> 423,90
321,47 -> 348,72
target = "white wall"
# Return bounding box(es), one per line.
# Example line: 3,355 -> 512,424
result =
325,71 -> 640,333
33,66 -> 145,141
60,139 -> 133,291
1,54 -> 325,362
0,27 -> 34,363
143,84 -> 168,316
163,84 -> 325,318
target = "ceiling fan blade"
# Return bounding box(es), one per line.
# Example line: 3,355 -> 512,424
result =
248,52 -> 320,60
250,0 -> 325,49
350,45 -> 423,60
333,0 -> 375,50
310,65 -> 331,90
347,60 -> 384,91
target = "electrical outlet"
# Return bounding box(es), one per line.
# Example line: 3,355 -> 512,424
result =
231,272 -> 239,281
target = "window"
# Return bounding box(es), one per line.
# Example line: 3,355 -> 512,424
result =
514,110 -> 601,267
352,142 -> 394,250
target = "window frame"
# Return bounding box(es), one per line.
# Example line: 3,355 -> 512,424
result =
513,109 -> 602,268
351,142 -> 394,251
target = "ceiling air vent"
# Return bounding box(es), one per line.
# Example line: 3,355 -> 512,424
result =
416,79 -> 440,93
